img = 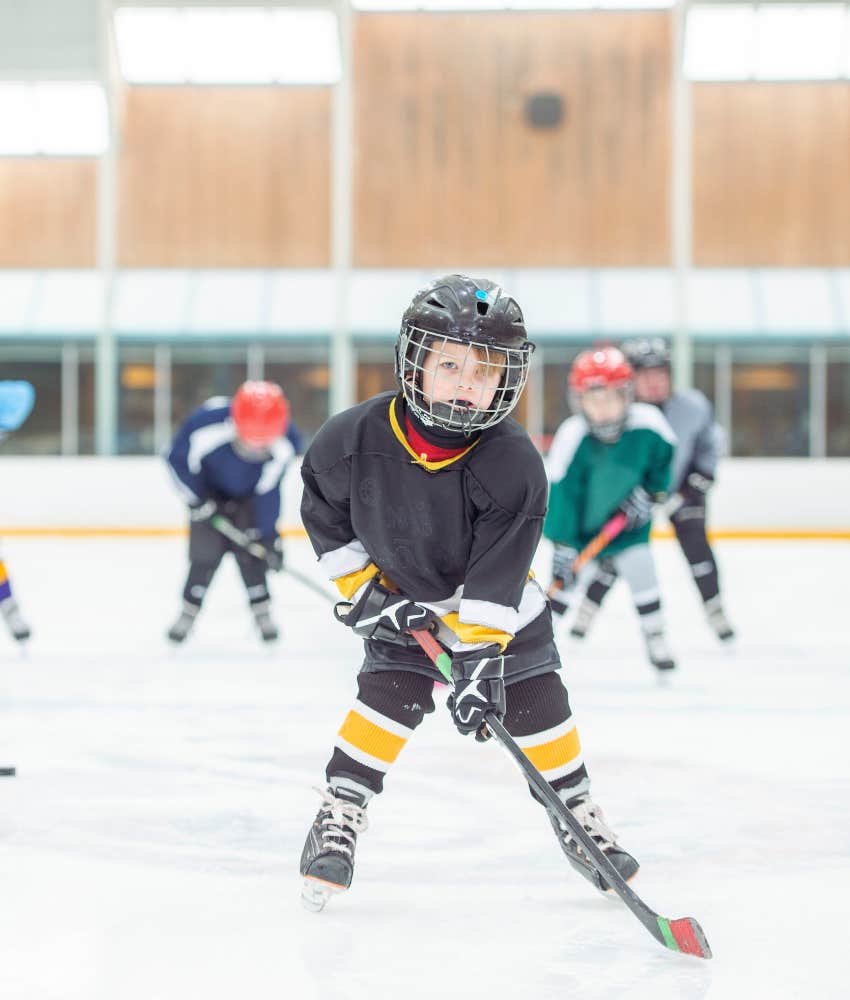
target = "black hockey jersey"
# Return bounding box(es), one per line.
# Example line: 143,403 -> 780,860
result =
300,392 -> 549,651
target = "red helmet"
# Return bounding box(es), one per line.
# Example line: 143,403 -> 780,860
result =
231,381 -> 290,447
569,347 -> 633,394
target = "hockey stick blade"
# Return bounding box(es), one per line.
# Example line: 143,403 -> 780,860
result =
408,627 -> 712,960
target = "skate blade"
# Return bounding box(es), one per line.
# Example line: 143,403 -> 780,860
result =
301,876 -> 347,913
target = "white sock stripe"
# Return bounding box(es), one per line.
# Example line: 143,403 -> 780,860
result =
513,716 -> 576,749
542,757 -> 588,783
632,586 -> 660,606
691,561 -> 714,578
352,700 -> 415,739
334,736 -> 391,773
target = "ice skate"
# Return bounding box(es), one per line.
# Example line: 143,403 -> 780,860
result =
167,603 -> 198,644
1,599 -> 31,642
300,785 -> 369,912
645,631 -> 676,672
704,597 -> 735,642
252,602 -> 279,642
548,794 -> 639,893
569,597 -> 600,640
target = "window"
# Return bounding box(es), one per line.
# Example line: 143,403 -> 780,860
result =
170,347 -> 248,432
263,352 -> 330,444
693,344 -> 716,409
730,347 -> 810,456
78,350 -> 96,455
356,344 -> 397,405
118,347 -> 157,455
542,346 -> 584,447
826,349 -> 850,457
0,353 -> 62,454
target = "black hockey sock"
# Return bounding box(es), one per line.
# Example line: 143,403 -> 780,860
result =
325,670 -> 435,795
674,514 -> 721,603
504,673 -> 591,805
182,563 -> 218,608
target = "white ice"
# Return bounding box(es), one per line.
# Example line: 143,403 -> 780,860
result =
1,535 -> 848,1000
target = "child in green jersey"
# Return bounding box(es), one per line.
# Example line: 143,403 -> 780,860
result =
544,347 -> 677,672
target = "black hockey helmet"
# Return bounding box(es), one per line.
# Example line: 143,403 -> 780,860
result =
395,274 -> 535,434
621,337 -> 671,371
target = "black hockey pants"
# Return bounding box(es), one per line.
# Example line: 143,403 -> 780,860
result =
182,498 -> 270,611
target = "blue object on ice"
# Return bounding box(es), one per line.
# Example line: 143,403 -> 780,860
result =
0,381 -> 35,431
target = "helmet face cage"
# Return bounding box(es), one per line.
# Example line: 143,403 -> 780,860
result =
569,382 -> 634,444
397,325 -> 534,434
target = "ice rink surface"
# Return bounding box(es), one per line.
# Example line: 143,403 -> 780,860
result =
1,534 -> 848,1000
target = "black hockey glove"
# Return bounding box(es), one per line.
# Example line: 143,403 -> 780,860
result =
617,486 -> 654,531
447,645 -> 507,742
334,577 -> 438,644
680,471 -> 713,504
549,544 -> 579,616
189,499 -> 218,523
263,536 -> 284,573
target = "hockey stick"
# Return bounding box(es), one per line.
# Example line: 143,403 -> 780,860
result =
0,766 -> 15,777
546,510 -> 629,601
209,515 -> 336,603
407,625 -> 712,960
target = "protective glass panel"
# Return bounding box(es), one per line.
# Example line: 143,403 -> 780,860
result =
0,358 -> 62,454
826,352 -> 850,457
170,348 -> 248,432
730,348 -> 810,456
118,348 -> 156,455
263,357 -> 330,443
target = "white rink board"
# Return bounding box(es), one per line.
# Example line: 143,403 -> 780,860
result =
0,456 -> 848,531
0,534 -> 849,1000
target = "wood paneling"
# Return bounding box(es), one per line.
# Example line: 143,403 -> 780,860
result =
694,83 -> 850,266
354,12 -> 671,267
118,87 -> 331,267
0,159 -> 96,266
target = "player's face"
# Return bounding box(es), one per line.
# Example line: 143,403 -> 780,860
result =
633,366 -> 671,404
581,386 -> 627,425
419,340 -> 505,413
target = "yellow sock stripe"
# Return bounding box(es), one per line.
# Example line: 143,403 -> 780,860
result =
337,709 -> 408,765
522,726 -> 582,773
0,562 -> 7,584
334,562 -> 379,600
439,613 -> 513,652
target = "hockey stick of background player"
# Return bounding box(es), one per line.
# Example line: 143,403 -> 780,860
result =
407,625 -> 712,960
208,514 -> 337,604
0,766 -> 15,777
546,510 -> 629,601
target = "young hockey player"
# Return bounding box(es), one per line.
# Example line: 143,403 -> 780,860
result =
0,381 -> 36,643
298,275 -> 639,911
572,338 -> 734,643
165,380 -> 301,644
544,347 -> 677,671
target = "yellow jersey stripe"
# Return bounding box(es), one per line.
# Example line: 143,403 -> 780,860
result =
440,612 -> 513,652
522,727 -> 582,773
334,562 -> 379,599
388,397 -> 478,472
338,709 -> 408,765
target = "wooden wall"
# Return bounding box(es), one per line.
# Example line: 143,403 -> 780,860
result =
117,87 -> 331,267
353,12 -> 672,267
0,159 -> 96,266
693,83 -> 850,266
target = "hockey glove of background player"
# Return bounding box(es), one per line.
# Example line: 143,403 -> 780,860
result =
335,577 -> 438,644
447,645 -> 507,742
189,499 -> 218,523
262,536 -> 284,573
617,486 -> 655,531
549,544 -> 579,616
679,471 -> 713,506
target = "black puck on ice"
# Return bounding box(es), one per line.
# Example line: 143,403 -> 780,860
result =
0,767 -> 16,777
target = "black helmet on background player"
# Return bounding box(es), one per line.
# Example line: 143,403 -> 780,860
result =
395,274 -> 535,434
621,337 -> 671,371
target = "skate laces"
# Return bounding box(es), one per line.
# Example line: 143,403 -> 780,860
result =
565,798 -> 619,851
313,787 -> 369,857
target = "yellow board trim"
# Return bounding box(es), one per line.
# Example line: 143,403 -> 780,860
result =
388,397 -> 478,472
523,727 -> 582,773
338,709 -> 407,765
